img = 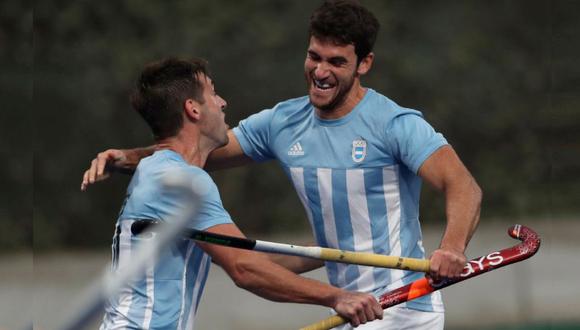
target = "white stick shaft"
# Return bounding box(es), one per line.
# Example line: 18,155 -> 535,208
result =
254,240 -> 322,258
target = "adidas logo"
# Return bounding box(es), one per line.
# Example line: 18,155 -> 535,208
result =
288,142 -> 305,156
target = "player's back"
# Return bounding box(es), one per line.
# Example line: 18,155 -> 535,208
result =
101,150 -> 218,330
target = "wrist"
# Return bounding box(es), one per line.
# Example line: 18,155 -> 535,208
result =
440,232 -> 468,254
322,287 -> 343,309
439,242 -> 466,254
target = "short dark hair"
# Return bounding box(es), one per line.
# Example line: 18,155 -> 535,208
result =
131,58 -> 210,140
309,0 -> 380,63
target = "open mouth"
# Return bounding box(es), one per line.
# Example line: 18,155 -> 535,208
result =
313,78 -> 335,91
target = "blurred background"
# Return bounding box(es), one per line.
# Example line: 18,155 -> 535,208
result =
2,0 -> 579,329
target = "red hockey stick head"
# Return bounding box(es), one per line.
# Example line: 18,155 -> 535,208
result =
452,224 -> 540,281
301,225 -> 541,330
382,224 -> 541,305
509,224 -> 541,258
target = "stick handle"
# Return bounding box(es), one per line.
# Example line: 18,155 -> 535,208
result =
300,315 -> 346,330
319,248 -> 430,272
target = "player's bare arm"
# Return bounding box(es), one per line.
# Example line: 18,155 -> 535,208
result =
266,248 -> 325,274
200,223 -> 383,327
205,130 -> 254,171
80,146 -> 155,191
418,145 -> 483,280
81,130 -> 253,190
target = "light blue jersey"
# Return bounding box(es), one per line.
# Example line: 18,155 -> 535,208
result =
101,150 -> 232,330
233,89 -> 446,312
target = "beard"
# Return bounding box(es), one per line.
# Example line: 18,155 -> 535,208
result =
306,71 -> 357,112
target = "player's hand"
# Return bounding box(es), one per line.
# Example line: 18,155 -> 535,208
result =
332,290 -> 383,327
429,247 -> 467,281
81,149 -> 131,191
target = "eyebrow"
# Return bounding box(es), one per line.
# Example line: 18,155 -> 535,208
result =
307,50 -> 348,63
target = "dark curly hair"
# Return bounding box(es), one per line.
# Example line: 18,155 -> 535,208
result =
130,58 -> 210,140
309,0 -> 380,63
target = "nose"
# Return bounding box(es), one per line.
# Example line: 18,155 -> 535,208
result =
220,96 -> 227,110
314,62 -> 330,79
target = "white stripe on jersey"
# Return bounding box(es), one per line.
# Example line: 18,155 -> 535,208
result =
177,242 -> 195,330
346,169 -> 375,292
110,220 -> 135,328
317,168 -> 347,287
185,252 -> 210,330
383,166 -> 404,288
141,254 -> 155,328
289,167 -> 315,231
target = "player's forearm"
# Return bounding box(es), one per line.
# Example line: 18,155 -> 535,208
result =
440,175 -> 482,252
266,253 -> 325,274
231,255 -> 338,307
121,145 -> 156,169
135,145 -> 156,159
205,130 -> 254,171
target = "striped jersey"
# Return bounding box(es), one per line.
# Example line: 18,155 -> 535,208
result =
100,150 -> 233,329
233,89 -> 447,312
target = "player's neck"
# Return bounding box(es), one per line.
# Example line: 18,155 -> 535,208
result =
156,130 -> 209,168
315,83 -> 367,120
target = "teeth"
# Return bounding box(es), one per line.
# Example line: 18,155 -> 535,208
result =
314,79 -> 332,89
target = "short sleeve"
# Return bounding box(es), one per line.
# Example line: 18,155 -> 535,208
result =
159,169 -> 233,231
187,171 -> 233,231
386,113 -> 448,174
232,108 -> 276,162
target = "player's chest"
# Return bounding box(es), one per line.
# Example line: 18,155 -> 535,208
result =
273,124 -> 395,168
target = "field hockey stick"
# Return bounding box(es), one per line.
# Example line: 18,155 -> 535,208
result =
131,220 -> 431,272
300,224 -> 541,330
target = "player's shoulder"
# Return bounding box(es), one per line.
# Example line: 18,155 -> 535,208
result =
266,95 -> 312,127
272,95 -> 310,112
137,151 -> 216,189
239,95 -> 310,131
168,166 -> 218,201
269,95 -> 311,118
136,150 -> 185,176
363,89 -> 424,125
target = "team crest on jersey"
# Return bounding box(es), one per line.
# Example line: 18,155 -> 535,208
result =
352,138 -> 367,163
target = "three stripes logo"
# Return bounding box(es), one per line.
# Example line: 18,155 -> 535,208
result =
288,142 -> 305,156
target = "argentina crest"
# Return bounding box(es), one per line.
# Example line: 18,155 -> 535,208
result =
351,138 -> 367,163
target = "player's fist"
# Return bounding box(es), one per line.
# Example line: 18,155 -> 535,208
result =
429,247 -> 467,280
333,291 -> 383,327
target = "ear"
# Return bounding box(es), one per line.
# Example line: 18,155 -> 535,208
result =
184,99 -> 201,122
357,52 -> 374,76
